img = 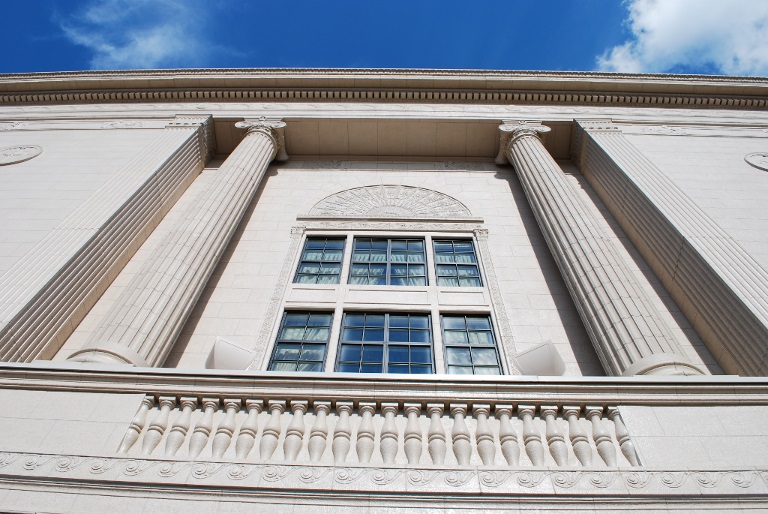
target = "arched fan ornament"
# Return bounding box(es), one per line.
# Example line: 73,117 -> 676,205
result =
307,185 -> 472,219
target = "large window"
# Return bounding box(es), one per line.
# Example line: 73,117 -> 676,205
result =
268,312 -> 332,371
434,239 -> 482,287
350,238 -> 427,286
337,313 -> 433,374
441,315 -> 501,375
294,238 -> 345,284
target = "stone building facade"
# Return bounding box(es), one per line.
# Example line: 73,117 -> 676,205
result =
0,69 -> 767,512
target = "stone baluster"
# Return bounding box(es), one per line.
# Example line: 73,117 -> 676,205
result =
563,406 -> 592,466
118,396 -> 154,454
427,403 -> 447,465
260,400 -> 286,461
495,405 -> 520,466
189,398 -> 219,459
518,405 -> 545,466
380,403 -> 399,464
403,403 -> 423,465
450,404 -> 472,466
473,404 -> 496,465
69,118 -> 286,367
308,401 -> 331,463
608,407 -> 640,466
541,406 -> 568,466
587,406 -> 617,466
356,402 -> 376,464
283,400 -> 308,462
332,402 -> 353,464
497,121 -> 702,377
212,399 -> 241,458
165,397 -> 197,456
142,396 -> 175,455
235,399 -> 263,459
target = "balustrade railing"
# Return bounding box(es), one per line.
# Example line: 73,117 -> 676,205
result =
118,395 -> 640,468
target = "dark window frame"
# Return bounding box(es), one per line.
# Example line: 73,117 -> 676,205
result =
433,239 -> 483,287
294,237 -> 346,285
349,237 -> 427,286
268,311 -> 333,372
440,314 -> 502,375
336,312 -> 434,374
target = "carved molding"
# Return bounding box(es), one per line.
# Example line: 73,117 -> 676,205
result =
745,152 -> 768,171
1,451 -> 767,499
236,117 -> 287,161
307,185 -> 473,220
0,145 -> 42,165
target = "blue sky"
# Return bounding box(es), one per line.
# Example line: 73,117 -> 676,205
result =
3,0 -> 768,75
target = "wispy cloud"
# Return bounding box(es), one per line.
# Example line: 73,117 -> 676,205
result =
598,0 -> 768,76
60,0 -> 213,70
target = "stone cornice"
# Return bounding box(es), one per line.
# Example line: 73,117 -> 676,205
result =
1,362 -> 767,405
0,68 -> 766,109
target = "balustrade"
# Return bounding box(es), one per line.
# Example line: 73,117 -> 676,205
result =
117,394 -> 641,468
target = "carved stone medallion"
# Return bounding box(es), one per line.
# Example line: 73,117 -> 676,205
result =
0,145 -> 42,165
745,152 -> 768,171
308,185 -> 472,219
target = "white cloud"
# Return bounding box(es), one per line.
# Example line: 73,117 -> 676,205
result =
61,0 -> 211,70
598,0 -> 768,76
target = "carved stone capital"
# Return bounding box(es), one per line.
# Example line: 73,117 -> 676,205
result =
236,117 -> 288,161
495,121 -> 551,164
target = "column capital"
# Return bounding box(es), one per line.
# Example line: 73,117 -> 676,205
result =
236,117 -> 288,161
495,121 -> 551,164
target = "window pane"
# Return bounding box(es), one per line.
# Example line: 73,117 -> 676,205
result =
274,343 -> 300,360
409,316 -> 430,329
388,364 -> 409,374
407,240 -> 424,252
339,345 -> 361,362
297,362 -> 322,372
303,250 -> 323,261
304,327 -> 330,342
389,315 -> 409,328
472,348 -> 499,365
361,364 -> 382,373
342,328 -> 364,341
437,277 -> 458,287
391,240 -> 407,251
366,314 -> 385,326
299,264 -> 320,274
442,317 -> 466,330
468,331 -> 493,345
363,328 -> 384,342
326,240 -> 345,250
409,330 -> 431,343
284,313 -> 309,326
459,277 -> 482,287
448,366 -> 473,375
446,347 -> 471,365
407,277 -> 427,286
391,264 -> 407,276
391,252 -> 406,262
339,364 -> 359,372
443,331 -> 468,345
345,314 -> 366,326
362,345 -> 383,362
406,253 -> 425,263
466,317 -> 491,330
410,365 -> 432,374
411,346 -> 432,363
388,346 -> 409,363
437,265 -> 457,276
308,312 -> 331,326
453,242 -> 473,252
434,242 -> 453,253
271,361 -> 297,371
296,275 -> 316,284
371,240 -> 388,250
323,250 -> 343,261
389,329 -> 409,342
280,327 -> 305,340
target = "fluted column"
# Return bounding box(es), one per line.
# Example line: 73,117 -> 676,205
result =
575,120 -> 768,376
0,116 -> 212,363
69,118 -> 286,366
497,121 -> 702,376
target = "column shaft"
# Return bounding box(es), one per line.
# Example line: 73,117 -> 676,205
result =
500,122 -> 702,376
69,119 -> 285,366
0,116 -> 211,362
576,121 -> 768,375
